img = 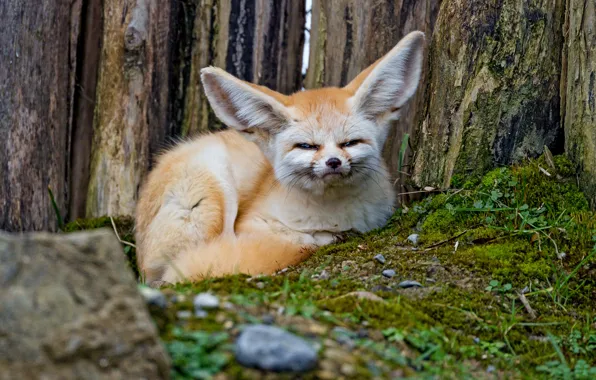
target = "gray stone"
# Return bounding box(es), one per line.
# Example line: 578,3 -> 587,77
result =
382,269 -> 396,278
195,309 -> 208,318
318,269 -> 330,280
138,285 -> 167,308
398,280 -> 423,288
407,234 -> 420,245
261,314 -> 275,325
235,324 -> 318,372
0,229 -> 170,380
373,254 -> 386,264
194,292 -> 219,311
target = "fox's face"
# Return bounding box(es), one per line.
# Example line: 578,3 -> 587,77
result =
201,31 -> 425,194
270,90 -> 385,193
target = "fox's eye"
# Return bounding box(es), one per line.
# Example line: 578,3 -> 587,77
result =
341,139 -> 362,148
295,143 -> 319,150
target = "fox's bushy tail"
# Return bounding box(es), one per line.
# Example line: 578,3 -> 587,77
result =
161,234 -> 313,283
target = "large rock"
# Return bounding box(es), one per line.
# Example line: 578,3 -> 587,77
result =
0,229 -> 170,379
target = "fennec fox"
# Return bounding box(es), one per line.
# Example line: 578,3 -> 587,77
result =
136,31 -> 425,283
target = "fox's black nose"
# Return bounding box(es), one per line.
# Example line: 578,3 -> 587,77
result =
326,157 -> 342,169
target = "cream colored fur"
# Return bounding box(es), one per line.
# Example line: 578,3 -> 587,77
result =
135,31 -> 426,283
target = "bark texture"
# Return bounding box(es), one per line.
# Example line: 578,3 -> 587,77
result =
86,0 -> 173,218
0,1 -> 81,231
412,0 -> 566,189
0,229 -> 170,379
305,0 -> 441,201
174,0 -> 306,136
563,0 -> 596,207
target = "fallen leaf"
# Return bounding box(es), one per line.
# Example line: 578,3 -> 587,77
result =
341,291 -> 385,302
538,166 -> 551,177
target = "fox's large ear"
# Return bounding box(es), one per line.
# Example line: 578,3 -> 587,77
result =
201,67 -> 290,131
344,31 -> 425,121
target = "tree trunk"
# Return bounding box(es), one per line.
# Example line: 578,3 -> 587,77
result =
412,0 -> 565,189
86,0 -> 173,218
304,0 -> 441,202
85,0 -> 305,219
174,0 -> 306,137
563,0 -> 596,208
0,1 -> 82,231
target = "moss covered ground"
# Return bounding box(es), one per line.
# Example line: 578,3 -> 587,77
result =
66,155 -> 596,379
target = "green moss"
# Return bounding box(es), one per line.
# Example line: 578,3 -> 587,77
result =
147,155 -> 596,378
318,296 -> 435,330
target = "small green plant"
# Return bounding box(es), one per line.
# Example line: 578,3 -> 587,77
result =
536,359 -> 596,380
167,328 -> 231,380
382,327 -> 405,342
485,279 -> 513,294
479,340 -> 508,358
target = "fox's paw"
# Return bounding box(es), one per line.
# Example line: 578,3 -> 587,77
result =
331,230 -> 360,243
149,280 -> 173,289
312,231 -> 337,246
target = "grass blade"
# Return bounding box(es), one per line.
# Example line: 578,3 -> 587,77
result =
398,133 -> 409,174
47,186 -> 64,230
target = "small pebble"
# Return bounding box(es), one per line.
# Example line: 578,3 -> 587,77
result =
176,310 -> 192,319
138,285 -> 167,309
262,314 -> 275,325
318,270 -> 330,280
195,309 -> 208,318
407,234 -> 419,246
382,269 -> 396,278
341,363 -> 356,376
398,280 -> 423,288
194,292 -> 219,311
256,282 -> 265,289
373,254 -> 386,264
313,270 -> 330,280
235,324 -> 318,372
